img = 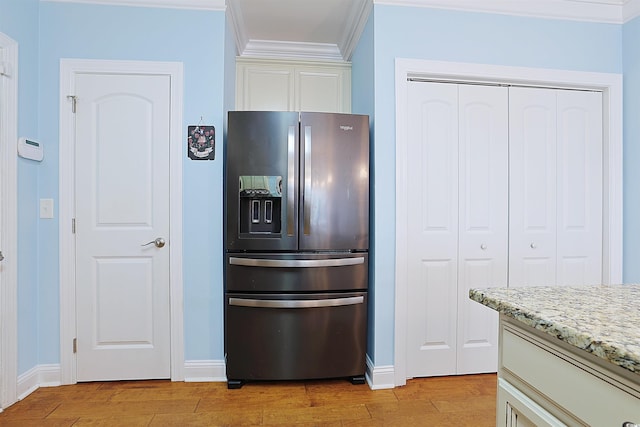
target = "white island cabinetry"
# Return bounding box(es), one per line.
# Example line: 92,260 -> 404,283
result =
470,285 -> 640,427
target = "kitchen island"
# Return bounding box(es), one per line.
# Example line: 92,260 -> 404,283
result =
470,285 -> 640,427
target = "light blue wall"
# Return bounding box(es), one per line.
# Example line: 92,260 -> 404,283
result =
3,0 -> 636,379
37,2 -> 227,368
0,0 -> 41,375
350,14 -> 375,358
623,16 -> 640,282
370,4 -> 623,366
224,10 -> 237,123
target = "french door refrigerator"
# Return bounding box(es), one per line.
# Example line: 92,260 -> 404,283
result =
224,111 -> 369,389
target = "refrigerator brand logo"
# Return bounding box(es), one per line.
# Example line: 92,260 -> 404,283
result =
340,125 -> 354,131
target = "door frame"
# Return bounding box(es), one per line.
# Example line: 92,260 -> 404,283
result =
394,58 -> 623,387
59,59 -> 184,384
0,32 -> 19,408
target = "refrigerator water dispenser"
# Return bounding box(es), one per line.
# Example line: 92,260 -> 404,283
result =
239,175 -> 282,234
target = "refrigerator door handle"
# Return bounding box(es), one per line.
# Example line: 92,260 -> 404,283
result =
229,296 -> 364,309
228,257 -> 365,268
303,125 -> 312,235
287,125 -> 296,236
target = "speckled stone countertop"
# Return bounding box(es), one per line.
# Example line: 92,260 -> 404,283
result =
469,284 -> 640,377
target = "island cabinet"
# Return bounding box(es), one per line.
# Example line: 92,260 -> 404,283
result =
497,317 -> 640,427
470,285 -> 640,427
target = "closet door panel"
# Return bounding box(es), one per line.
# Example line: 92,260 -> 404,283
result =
509,88 -> 558,287
406,82 -> 458,377
457,85 -> 507,374
556,90 -> 603,285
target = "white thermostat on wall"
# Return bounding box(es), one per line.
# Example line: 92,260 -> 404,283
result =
18,137 -> 43,162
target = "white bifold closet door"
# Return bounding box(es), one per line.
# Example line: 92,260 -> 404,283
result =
405,82 -> 603,379
509,87 -> 603,287
406,81 -> 507,378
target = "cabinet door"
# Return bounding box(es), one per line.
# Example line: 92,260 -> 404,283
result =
556,90 -> 603,285
498,380 -> 566,427
456,84 -> 507,374
237,65 -> 294,111
509,87 -> 558,287
296,69 -> 350,113
236,59 -> 351,113
406,81 -> 459,377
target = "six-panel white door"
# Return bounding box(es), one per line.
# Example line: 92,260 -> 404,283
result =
74,72 -> 171,381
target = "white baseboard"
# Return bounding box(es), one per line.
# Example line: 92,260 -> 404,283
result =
13,359 -> 395,397
183,358 -> 398,388
17,364 -> 61,401
183,359 -> 227,382
365,355 -> 395,390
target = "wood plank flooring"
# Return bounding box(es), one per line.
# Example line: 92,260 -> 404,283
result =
0,374 -> 497,426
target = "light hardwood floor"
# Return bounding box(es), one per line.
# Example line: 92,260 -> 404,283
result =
0,374 -> 497,426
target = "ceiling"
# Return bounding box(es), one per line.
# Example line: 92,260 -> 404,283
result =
226,0 -> 371,62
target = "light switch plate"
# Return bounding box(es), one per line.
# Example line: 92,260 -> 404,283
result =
40,198 -> 54,219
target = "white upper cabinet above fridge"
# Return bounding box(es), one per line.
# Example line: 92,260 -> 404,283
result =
235,58 -> 352,113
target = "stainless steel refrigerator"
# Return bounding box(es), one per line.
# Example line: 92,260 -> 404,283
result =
224,111 -> 369,389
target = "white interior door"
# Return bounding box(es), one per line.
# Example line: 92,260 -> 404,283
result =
456,84 -> 507,374
74,72 -> 171,381
0,33 -> 18,407
406,81 -> 458,378
509,87 -> 558,287
404,81 -> 603,379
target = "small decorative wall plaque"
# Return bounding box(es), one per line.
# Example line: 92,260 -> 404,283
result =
188,125 -> 215,160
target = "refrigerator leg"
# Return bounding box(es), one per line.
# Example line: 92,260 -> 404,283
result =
227,379 -> 244,389
350,375 -> 366,385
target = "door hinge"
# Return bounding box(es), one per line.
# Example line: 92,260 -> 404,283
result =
73,338 -> 77,353
72,218 -> 76,234
66,95 -> 77,113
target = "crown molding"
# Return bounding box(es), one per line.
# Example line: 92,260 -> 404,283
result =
241,40 -> 345,62
41,0 -> 226,10
340,0 -> 373,61
624,0 -> 640,21
374,0 -> 640,23
225,0 -> 246,57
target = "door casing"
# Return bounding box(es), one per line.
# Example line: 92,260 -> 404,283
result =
0,32 -> 18,408
394,58 -> 623,387
59,59 -> 184,384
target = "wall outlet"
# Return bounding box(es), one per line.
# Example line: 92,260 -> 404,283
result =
40,198 -> 54,219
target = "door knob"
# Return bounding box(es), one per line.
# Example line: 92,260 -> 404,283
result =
0,251 -> 4,261
142,237 -> 165,248
530,243 -> 537,249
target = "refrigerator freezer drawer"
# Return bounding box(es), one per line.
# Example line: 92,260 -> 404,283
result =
229,295 -> 364,308
228,256 -> 364,268
225,292 -> 367,382
225,252 -> 368,292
